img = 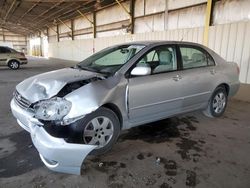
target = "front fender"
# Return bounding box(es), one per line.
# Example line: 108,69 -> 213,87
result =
63,76 -> 123,119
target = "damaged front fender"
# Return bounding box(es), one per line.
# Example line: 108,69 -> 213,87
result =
63,75 -> 124,120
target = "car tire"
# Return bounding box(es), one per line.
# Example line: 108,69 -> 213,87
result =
203,86 -> 228,118
8,60 -> 20,70
71,107 -> 120,155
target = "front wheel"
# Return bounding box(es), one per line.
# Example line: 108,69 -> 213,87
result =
72,107 -> 120,155
203,86 -> 228,118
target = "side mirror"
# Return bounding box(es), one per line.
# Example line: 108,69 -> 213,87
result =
131,66 -> 151,76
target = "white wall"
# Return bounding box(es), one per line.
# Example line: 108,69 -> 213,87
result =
213,0 -> 250,25
48,21 -> 250,84
0,29 -> 27,53
208,22 -> 250,84
46,0 -> 250,84
49,39 -> 94,61
0,41 -> 13,48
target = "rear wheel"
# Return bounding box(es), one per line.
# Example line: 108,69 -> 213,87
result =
8,60 -> 20,70
72,107 -> 120,155
203,86 -> 228,118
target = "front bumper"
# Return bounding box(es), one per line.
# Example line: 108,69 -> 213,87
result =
10,99 -> 96,175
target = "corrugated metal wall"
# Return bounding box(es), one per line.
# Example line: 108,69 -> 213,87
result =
0,29 -> 27,53
49,20 -> 250,84
208,22 -> 250,84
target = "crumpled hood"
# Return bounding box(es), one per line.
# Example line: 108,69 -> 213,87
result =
16,68 -> 99,103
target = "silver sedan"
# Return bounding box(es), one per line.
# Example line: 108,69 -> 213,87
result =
10,41 -> 240,174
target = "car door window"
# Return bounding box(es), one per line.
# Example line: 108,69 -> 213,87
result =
146,50 -> 159,62
180,46 -> 214,69
137,50 -> 158,68
0,47 -> 5,54
136,46 -> 177,74
0,47 -> 11,54
5,48 -> 11,53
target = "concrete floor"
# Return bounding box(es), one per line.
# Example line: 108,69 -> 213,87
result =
0,57 -> 250,188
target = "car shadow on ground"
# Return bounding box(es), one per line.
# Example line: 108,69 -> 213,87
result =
0,116 -> 199,177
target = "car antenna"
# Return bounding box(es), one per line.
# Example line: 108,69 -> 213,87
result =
180,29 -> 191,42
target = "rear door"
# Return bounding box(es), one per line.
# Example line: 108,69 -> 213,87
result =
178,45 -> 217,110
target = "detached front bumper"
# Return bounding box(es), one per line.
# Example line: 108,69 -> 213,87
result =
10,99 -> 96,175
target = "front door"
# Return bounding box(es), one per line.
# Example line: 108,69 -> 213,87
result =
127,45 -> 185,124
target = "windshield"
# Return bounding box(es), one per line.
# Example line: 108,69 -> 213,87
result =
76,44 -> 145,75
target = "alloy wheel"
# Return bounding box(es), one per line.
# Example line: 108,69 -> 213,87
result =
10,61 -> 19,69
212,92 -> 226,114
83,116 -> 114,148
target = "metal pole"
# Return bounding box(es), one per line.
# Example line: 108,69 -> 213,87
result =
71,19 -> 74,40
203,0 -> 213,46
56,24 -> 59,42
93,12 -> 96,38
130,0 -> 135,34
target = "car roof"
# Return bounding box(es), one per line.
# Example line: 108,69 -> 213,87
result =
0,46 -> 11,48
122,40 -> 206,48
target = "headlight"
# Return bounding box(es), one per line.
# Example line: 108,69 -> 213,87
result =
34,97 -> 72,121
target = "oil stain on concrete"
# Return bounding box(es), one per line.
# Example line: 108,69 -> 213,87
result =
85,116 -> 201,187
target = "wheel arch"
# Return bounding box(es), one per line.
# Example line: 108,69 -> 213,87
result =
7,58 -> 21,64
101,103 -> 123,129
217,83 -> 230,96
204,82 -> 229,118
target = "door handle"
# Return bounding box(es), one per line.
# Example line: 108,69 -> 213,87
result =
210,69 -> 216,75
172,75 -> 182,81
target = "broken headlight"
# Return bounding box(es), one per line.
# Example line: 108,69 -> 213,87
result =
34,97 -> 72,121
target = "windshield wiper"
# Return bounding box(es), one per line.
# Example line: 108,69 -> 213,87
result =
75,64 -> 111,76
98,70 -> 112,76
75,64 -> 97,72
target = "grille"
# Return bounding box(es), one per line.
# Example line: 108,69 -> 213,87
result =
14,90 -> 32,109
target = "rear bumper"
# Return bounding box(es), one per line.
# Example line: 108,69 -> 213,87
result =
10,99 -> 96,175
229,81 -> 240,97
20,58 -> 28,64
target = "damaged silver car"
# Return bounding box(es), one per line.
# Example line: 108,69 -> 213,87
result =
10,41 -> 240,174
